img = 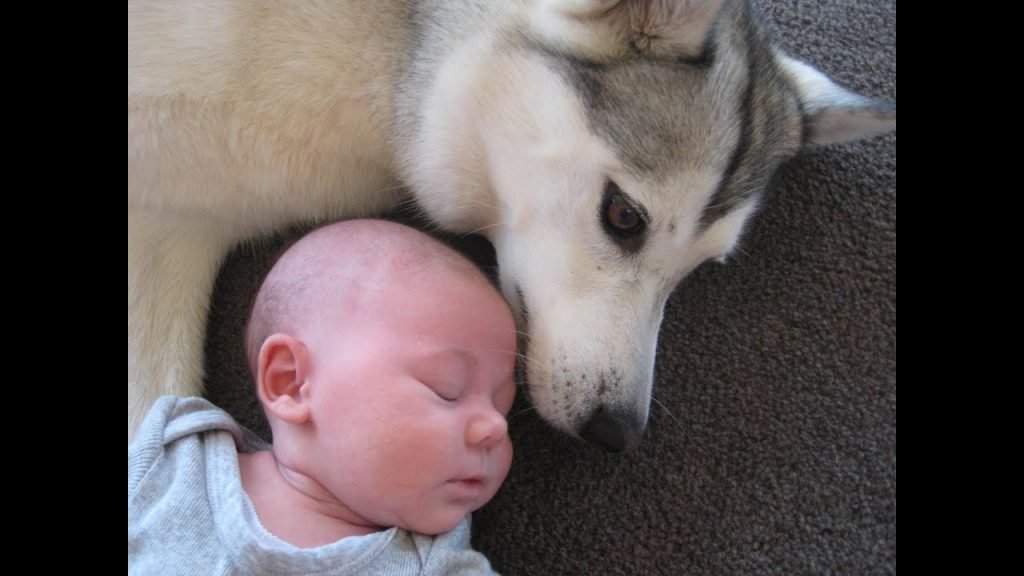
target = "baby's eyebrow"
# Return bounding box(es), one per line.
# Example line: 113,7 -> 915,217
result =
425,345 -> 516,363
414,347 -> 476,372
417,346 -> 516,385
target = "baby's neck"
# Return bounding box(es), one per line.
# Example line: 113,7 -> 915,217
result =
238,451 -> 382,548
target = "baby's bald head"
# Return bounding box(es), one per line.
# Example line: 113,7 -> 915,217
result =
245,220 -> 495,379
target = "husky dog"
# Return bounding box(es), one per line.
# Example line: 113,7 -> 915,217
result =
128,0 -> 895,449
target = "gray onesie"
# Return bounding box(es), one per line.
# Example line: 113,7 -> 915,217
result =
128,396 -> 500,575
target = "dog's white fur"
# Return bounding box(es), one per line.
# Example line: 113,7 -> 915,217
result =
129,0 -> 895,444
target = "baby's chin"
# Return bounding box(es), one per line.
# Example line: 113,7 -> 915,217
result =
399,502 -> 482,536
409,514 -> 466,536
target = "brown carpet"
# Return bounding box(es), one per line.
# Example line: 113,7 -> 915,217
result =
203,1 -> 896,573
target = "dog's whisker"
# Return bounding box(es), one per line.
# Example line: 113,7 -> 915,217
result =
462,221 -> 504,236
511,351 -> 533,362
508,408 -> 544,427
732,244 -> 753,260
651,395 -> 684,433
509,405 -> 539,419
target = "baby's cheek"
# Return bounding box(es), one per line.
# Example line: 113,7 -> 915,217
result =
496,441 -> 514,485
395,417 -> 459,466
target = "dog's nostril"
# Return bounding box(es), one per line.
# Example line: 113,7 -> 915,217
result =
579,406 -> 642,453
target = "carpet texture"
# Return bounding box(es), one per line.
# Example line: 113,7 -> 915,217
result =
202,1 -> 896,573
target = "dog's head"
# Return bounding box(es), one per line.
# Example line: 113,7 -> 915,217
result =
402,0 -> 895,450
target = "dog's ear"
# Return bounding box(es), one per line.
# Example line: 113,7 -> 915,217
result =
529,0 -> 725,61
776,54 -> 896,145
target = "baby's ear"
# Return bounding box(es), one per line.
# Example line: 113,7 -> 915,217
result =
257,334 -> 312,424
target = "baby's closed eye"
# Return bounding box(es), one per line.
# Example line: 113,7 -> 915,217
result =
425,379 -> 462,401
415,363 -> 468,402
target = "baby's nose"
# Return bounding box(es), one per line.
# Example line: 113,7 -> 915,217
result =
466,408 -> 508,449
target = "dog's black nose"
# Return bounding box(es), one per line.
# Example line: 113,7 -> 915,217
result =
579,406 -> 642,452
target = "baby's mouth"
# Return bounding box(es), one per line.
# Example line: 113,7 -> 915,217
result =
448,476 -> 486,495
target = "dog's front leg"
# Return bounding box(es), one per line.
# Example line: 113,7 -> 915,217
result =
128,213 -> 235,440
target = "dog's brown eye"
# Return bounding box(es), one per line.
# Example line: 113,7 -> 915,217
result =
606,194 -> 641,232
600,180 -> 647,254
